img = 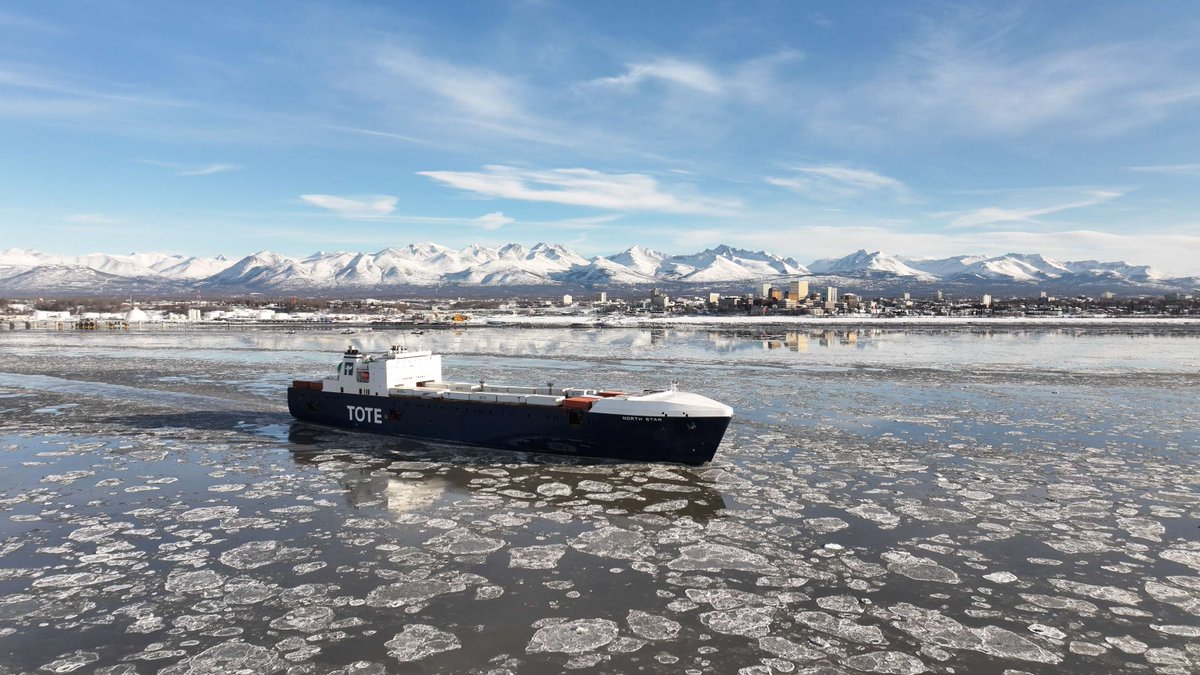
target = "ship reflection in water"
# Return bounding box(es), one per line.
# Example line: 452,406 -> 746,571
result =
288,422 -> 728,520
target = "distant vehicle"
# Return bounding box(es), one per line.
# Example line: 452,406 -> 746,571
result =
288,346 -> 732,464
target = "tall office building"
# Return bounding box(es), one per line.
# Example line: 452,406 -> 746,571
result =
756,282 -> 773,298
789,279 -> 809,300
825,286 -> 838,304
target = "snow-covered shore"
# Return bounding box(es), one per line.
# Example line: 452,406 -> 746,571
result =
482,314 -> 1200,329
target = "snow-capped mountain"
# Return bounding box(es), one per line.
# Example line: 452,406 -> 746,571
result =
0,243 -> 1187,295
809,250 -> 935,280
1061,260 -> 1163,282
597,244 -> 807,282
605,246 -> 668,277
902,253 -> 1166,284
665,245 -> 809,279
0,249 -> 235,281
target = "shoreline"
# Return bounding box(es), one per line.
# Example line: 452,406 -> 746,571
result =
480,315 -> 1200,329
4,314 -> 1200,332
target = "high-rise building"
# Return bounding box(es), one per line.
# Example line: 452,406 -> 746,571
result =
789,279 -> 809,300
981,294 -> 992,307
825,286 -> 838,304
936,290 -> 944,301
562,294 -> 573,306
756,282 -> 772,298
707,292 -> 721,304
598,291 -> 607,303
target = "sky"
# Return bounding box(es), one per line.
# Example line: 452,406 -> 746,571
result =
1,1 -> 1199,275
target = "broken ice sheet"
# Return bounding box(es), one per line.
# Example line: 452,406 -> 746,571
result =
626,610 -> 680,640
158,641 -> 285,674
795,610 -> 886,645
667,543 -> 779,574
527,618 -> 618,654
385,624 -> 461,662
570,526 -> 654,560
2,326 -> 1198,674
888,603 -> 1061,664
841,650 -> 928,674
882,551 -> 960,584
425,528 -> 505,556
218,540 -> 307,570
510,544 -> 566,569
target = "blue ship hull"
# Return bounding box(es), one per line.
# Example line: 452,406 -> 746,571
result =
287,387 -> 729,465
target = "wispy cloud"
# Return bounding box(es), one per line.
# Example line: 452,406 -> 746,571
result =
0,64 -> 187,112
474,212 -> 513,230
300,194 -> 398,218
372,47 -> 523,120
587,59 -> 723,94
322,124 -> 428,146
816,9 -> 1200,140
179,163 -> 241,176
418,165 -> 739,215
941,190 -> 1123,229
768,165 -> 909,200
138,160 -> 242,176
1128,163 -> 1200,176
582,50 -> 802,104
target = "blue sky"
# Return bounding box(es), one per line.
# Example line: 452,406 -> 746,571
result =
1,1 -> 1199,274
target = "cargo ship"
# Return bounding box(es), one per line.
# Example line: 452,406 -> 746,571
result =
287,346 -> 733,464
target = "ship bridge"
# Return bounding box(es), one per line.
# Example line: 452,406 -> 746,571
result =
323,346 -> 442,396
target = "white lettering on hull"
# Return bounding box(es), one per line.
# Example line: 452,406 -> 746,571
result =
346,405 -> 383,424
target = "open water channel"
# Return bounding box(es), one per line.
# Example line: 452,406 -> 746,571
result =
0,326 -> 1197,674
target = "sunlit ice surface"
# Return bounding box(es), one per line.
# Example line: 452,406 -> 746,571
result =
0,325 -> 1197,673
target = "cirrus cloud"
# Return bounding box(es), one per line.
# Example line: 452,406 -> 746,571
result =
418,165 -> 739,215
768,165 -> 910,201
587,58 -> 723,94
300,193 -> 398,218
942,190 -> 1123,229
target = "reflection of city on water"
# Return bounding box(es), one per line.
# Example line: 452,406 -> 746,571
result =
287,425 -> 728,521
708,328 -> 876,353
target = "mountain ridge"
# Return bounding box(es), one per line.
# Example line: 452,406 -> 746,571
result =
0,243 -> 1192,295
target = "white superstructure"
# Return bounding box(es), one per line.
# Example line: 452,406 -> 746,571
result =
324,346 -> 443,396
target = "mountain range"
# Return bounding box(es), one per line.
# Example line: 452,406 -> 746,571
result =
0,244 -> 1192,296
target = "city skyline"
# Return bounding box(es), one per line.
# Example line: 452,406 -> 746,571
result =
1,2 -> 1199,274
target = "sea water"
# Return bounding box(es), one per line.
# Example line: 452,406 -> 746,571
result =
0,326 -> 1197,673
